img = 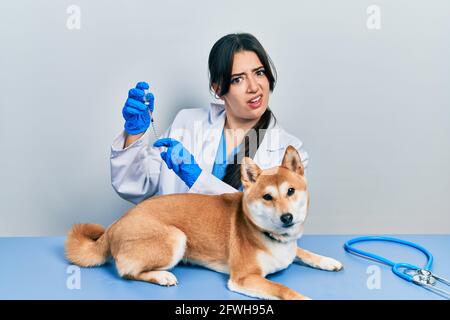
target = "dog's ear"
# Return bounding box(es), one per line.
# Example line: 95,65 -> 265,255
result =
281,145 -> 304,176
241,157 -> 262,189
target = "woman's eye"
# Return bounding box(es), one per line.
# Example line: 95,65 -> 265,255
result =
256,69 -> 265,76
287,188 -> 295,196
263,194 -> 273,201
231,77 -> 242,84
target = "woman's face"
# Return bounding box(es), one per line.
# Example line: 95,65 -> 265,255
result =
218,50 -> 270,122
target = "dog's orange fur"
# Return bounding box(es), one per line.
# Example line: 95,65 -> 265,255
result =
65,146 -> 343,300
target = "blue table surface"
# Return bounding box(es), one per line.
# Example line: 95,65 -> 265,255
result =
0,235 -> 448,300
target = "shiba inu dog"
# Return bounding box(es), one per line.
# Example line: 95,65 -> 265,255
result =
65,145 -> 343,300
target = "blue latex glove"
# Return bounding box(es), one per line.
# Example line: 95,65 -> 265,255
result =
122,81 -> 155,134
153,138 -> 202,188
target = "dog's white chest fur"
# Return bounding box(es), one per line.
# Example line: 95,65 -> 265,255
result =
257,238 -> 297,276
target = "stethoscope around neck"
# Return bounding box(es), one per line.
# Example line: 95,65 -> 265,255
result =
344,236 -> 450,299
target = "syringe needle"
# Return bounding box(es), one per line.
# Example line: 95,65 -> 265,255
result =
143,88 -> 159,140
149,111 -> 159,138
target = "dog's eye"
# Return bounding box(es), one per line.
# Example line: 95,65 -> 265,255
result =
287,188 -> 295,196
263,194 -> 273,201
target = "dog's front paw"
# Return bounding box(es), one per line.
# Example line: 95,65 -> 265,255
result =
284,291 -> 312,300
319,257 -> 343,271
150,271 -> 179,286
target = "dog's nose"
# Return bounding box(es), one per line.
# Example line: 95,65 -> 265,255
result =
280,213 -> 293,225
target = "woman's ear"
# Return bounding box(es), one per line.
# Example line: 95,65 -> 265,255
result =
212,83 -> 223,100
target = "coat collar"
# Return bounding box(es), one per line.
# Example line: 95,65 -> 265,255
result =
208,102 -> 287,152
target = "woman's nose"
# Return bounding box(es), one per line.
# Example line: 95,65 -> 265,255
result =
247,75 -> 259,93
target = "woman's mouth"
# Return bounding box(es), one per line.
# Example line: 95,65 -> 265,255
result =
247,95 -> 262,109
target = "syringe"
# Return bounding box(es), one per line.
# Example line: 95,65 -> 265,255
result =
143,89 -> 159,139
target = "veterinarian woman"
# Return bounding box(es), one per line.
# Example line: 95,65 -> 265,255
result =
110,33 -> 309,204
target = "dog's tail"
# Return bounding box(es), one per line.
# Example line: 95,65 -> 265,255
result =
65,224 -> 110,267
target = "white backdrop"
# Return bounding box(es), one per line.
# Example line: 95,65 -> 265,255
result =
0,0 -> 449,235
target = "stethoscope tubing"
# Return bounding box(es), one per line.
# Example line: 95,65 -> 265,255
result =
344,236 -> 434,282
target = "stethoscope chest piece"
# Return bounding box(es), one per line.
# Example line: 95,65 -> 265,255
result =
413,269 -> 436,286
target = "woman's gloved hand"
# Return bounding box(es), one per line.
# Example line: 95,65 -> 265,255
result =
122,81 -> 155,134
153,138 -> 202,188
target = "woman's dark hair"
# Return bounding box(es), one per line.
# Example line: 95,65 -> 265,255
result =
208,33 -> 277,190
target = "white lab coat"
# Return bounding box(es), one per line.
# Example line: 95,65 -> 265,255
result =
110,103 -> 309,204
